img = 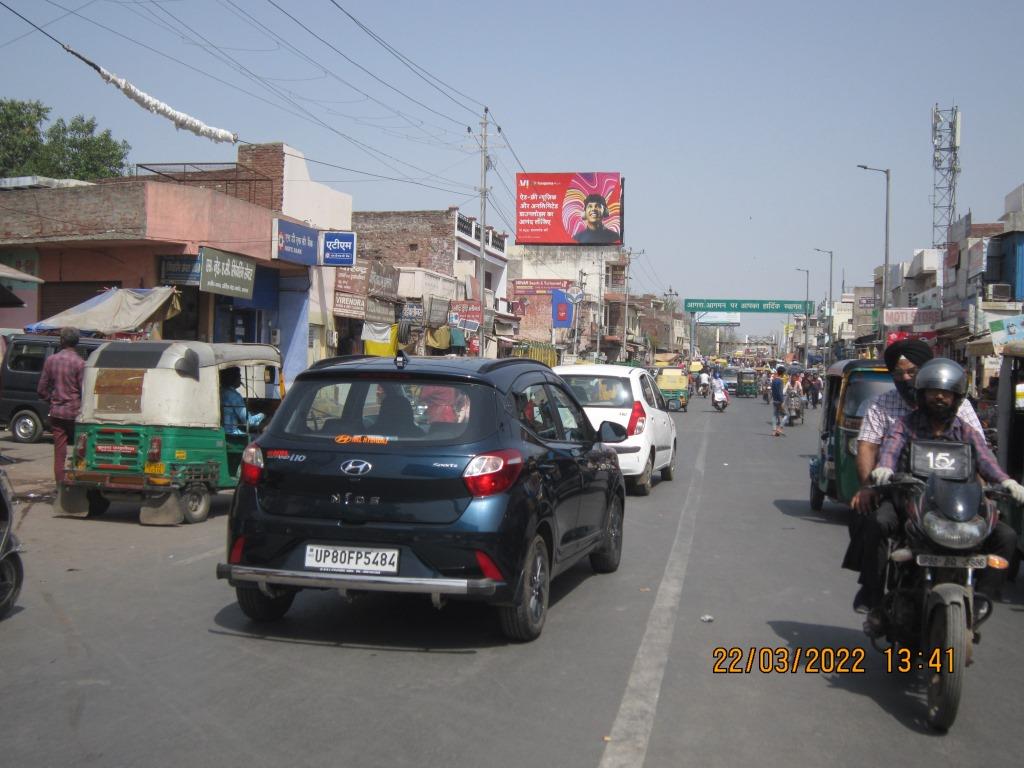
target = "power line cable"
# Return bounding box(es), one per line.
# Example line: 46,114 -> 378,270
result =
326,0 -> 483,116
0,0 -> 96,49
264,0 -> 470,130
149,2 -> 475,189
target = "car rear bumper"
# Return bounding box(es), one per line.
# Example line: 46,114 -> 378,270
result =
217,562 -> 498,596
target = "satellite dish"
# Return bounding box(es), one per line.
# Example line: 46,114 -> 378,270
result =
566,285 -> 585,304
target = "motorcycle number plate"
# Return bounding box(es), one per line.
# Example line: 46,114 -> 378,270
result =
916,554 -> 987,569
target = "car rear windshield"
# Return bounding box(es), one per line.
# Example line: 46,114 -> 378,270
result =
559,375 -> 634,407
268,377 -> 497,445
843,371 -> 894,417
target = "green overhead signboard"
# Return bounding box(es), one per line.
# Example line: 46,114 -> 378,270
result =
684,298 -> 815,314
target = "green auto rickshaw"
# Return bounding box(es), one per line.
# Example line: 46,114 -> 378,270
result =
57,341 -> 282,525
737,368 -> 758,397
995,340 -> 1024,575
655,367 -> 689,412
809,359 -> 892,510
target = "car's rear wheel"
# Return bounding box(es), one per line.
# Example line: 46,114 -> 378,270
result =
235,585 -> 295,622
590,496 -> 623,573
661,443 -> 676,481
10,410 -> 42,443
498,535 -> 550,642
631,453 -> 654,496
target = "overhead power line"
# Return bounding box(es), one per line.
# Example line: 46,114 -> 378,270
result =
327,0 -> 484,115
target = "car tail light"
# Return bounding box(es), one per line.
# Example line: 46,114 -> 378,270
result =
475,550 -> 504,581
626,401 -> 647,435
229,535 -> 246,565
75,433 -> 88,460
463,449 -> 523,497
240,444 -> 264,486
146,436 -> 162,463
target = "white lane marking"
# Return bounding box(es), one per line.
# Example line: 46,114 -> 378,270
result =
175,546 -> 223,566
599,422 -> 707,768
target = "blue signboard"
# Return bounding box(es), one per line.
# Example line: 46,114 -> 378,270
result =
274,219 -> 318,266
322,231 -> 358,267
161,255 -> 202,286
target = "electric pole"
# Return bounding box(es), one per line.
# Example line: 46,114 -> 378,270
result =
476,108 -> 489,357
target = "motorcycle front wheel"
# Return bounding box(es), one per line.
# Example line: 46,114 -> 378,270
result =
0,552 -> 23,620
925,602 -> 967,731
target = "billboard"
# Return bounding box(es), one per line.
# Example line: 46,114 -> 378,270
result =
515,172 -> 623,245
696,312 -> 740,326
273,219 -> 318,265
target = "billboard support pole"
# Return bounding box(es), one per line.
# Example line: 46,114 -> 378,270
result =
476,108 -> 489,357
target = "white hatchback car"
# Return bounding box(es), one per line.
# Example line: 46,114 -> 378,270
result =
553,364 -> 678,495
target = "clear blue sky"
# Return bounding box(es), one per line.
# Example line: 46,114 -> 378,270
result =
3,0 -> 1023,337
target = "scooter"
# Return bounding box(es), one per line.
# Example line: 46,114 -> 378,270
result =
0,468 -> 22,620
712,388 -> 729,412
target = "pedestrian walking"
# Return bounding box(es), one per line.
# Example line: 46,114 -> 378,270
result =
771,365 -> 786,436
36,327 -> 85,485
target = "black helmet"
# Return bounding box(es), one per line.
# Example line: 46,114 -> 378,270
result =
914,357 -> 966,412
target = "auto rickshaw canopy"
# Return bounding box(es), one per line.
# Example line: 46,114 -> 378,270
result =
79,341 -> 281,428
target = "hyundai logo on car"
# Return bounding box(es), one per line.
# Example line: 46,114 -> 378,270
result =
340,459 -> 373,476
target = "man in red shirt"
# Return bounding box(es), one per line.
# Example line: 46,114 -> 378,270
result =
37,327 -> 85,485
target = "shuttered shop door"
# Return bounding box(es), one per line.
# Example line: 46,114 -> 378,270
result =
39,281 -> 120,319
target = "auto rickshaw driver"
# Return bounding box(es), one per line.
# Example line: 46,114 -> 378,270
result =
220,366 -> 265,435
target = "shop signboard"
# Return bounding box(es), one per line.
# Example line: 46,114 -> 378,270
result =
857,296 -> 876,309
449,300 -> 483,329
161,255 -> 201,286
400,301 -> 424,323
333,261 -> 398,299
333,292 -> 365,319
199,247 -> 255,299
321,231 -> 357,267
989,313 -> 1024,347
884,307 -> 942,326
512,278 -> 573,296
274,219 -> 318,266
515,172 -> 623,246
365,297 -> 396,324
427,295 -> 450,326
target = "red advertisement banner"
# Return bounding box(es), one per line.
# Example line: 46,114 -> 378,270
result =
515,172 -> 623,245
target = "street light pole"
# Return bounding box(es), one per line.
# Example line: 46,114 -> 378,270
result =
663,287 -> 679,359
858,164 -> 891,346
796,268 -> 810,367
814,248 -> 833,364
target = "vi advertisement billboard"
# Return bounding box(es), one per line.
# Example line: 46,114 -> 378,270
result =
515,172 -> 623,246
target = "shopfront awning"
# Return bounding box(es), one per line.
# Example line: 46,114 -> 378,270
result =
965,336 -> 996,358
25,286 -> 181,335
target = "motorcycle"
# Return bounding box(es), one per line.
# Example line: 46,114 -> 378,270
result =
712,388 -> 729,412
871,439 -> 1013,731
699,382 -> 709,398
0,467 -> 22,620
785,391 -> 804,425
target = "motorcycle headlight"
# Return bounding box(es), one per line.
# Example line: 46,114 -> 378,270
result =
921,511 -> 988,550
846,437 -> 859,456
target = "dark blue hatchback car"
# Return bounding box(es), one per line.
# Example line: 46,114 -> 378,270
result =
217,354 -> 627,641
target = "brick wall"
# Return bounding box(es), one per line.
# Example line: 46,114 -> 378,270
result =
353,209 -> 457,275
0,183 -> 147,243
237,143 -> 284,211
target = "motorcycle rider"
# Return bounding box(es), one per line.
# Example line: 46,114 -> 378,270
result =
698,369 -> 710,397
859,358 -> 1023,629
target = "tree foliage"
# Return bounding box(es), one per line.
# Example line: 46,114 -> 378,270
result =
0,99 -> 130,180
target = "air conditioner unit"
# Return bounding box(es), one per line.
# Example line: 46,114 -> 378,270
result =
985,283 -> 1012,301
269,328 -> 281,346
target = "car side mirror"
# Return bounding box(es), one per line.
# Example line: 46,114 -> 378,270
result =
598,421 -> 628,443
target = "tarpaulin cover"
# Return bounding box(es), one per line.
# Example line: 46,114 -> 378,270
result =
25,286 -> 181,335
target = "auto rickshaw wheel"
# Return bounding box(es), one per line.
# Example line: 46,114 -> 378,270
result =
809,479 -> 825,511
86,489 -> 109,517
181,483 -> 211,524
